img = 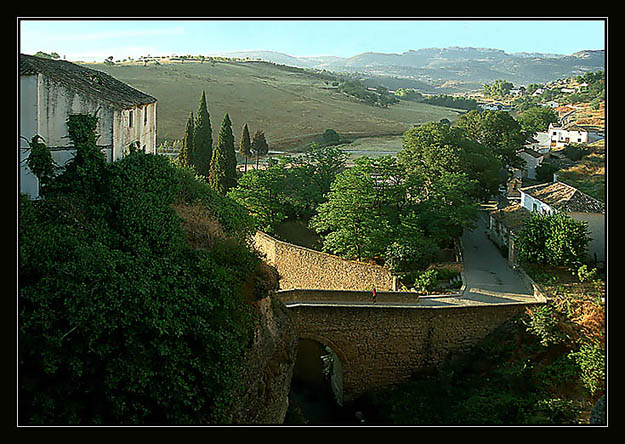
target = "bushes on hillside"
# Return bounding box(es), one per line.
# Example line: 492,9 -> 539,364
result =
19,121 -> 261,425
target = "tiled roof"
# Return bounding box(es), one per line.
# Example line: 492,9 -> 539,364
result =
20,54 -> 156,108
490,203 -> 531,231
520,181 -> 605,214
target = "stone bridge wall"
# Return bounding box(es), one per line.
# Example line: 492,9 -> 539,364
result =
253,232 -> 395,291
281,294 -> 544,402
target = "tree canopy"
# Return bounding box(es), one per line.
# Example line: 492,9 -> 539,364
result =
19,117 -> 260,425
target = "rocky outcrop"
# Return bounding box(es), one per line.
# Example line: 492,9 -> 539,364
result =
229,289 -> 298,424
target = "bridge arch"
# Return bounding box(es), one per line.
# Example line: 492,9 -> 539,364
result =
281,292 -> 544,403
295,334 -> 347,405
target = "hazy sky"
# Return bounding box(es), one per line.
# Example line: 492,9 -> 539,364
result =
19,18 -> 606,61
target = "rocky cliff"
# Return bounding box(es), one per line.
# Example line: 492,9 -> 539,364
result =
228,262 -> 298,424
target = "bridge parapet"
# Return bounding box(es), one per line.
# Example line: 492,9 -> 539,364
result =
277,288 -> 420,306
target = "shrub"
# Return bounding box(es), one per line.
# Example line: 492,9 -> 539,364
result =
516,211 -> 590,268
413,269 -> 439,293
19,117 -> 259,424
568,341 -> 605,396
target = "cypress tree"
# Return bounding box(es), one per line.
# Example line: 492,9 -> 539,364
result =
192,90 -> 212,177
178,111 -> 194,167
209,113 -> 237,195
239,123 -> 252,173
251,129 -> 269,169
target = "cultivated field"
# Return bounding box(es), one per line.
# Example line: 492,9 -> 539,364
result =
87,60 -> 462,152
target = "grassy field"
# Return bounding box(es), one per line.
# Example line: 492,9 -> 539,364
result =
87,60 -> 461,152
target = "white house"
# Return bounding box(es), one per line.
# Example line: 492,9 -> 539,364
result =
548,123 -> 589,149
524,132 -> 551,154
517,149 -> 544,179
519,181 -> 606,264
19,54 -> 158,198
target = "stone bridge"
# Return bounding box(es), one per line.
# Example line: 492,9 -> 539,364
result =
255,217 -> 548,404
277,289 -> 545,403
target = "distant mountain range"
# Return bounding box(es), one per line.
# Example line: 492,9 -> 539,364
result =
213,47 -> 605,93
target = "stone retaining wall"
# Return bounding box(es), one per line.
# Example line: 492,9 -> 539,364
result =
253,231 -> 395,291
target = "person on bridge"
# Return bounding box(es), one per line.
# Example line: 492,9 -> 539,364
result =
372,287 -> 377,304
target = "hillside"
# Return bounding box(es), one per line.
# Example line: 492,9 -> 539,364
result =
214,48 -> 605,93
88,60 -> 460,150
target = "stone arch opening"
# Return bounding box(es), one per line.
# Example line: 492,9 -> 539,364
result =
288,336 -> 346,423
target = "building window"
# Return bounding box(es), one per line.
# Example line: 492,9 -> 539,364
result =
144,107 -> 148,126
128,110 -> 133,128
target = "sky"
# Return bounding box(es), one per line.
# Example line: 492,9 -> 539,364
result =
18,18 -> 606,62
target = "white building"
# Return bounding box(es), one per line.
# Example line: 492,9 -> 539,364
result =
524,132 -> 551,154
548,123 -> 589,149
19,54 -> 157,198
519,181 -> 605,264
517,149 -> 544,179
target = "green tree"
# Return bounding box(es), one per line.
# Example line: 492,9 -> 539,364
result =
208,114 -> 238,195
398,121 -> 502,201
309,157 -> 391,262
23,135 -> 57,193
517,106 -> 559,136
227,159 -> 288,232
19,117 -> 259,425
299,143 -> 348,203
516,211 -> 590,268
178,112 -> 194,168
192,91 -> 213,177
239,124 -> 252,173
483,79 -> 514,97
454,109 -> 525,169
251,129 -> 269,169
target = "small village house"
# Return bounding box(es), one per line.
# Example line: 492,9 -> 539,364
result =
517,148 -> 544,180
490,180 -> 605,267
19,54 -> 157,198
519,181 -> 605,265
548,122 -> 589,149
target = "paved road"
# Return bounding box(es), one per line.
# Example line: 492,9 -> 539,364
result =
458,212 -> 535,304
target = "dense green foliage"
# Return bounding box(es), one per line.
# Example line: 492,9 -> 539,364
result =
228,144 -> 347,233
517,106 -> 559,135
191,90 -> 213,177
178,111 -> 194,167
19,121 -> 260,425
483,79 -> 514,98
453,109 -> 525,169
239,123 -> 252,172
23,134 -> 57,188
338,80 -> 399,107
251,129 -> 269,168
420,94 -> 478,111
208,113 -> 238,195
309,152 -> 469,270
515,211 -> 591,268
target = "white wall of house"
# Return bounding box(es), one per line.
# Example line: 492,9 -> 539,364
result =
19,73 -> 156,198
518,151 -> 543,179
520,191 -> 554,215
112,103 -> 157,161
548,124 -> 589,148
570,212 -> 606,263
19,75 -> 40,198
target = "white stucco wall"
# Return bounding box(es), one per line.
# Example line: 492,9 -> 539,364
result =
19,72 -> 157,198
112,103 -> 157,161
570,212 -> 606,263
19,75 -> 40,198
520,191 -> 553,215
